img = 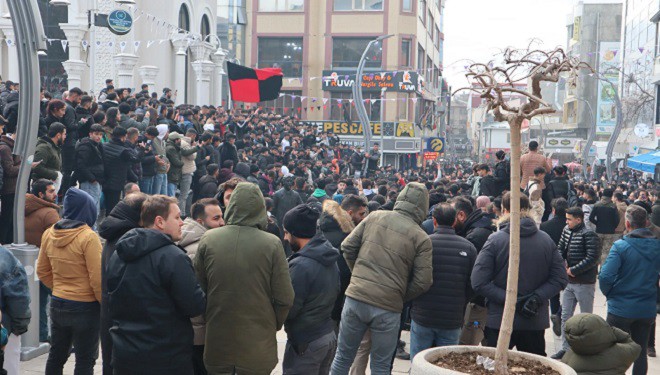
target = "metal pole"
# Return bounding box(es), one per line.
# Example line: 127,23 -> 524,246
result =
379,87 -> 385,166
576,97 -> 596,180
353,40 -> 375,177
88,5 -> 96,93
6,0 -> 50,360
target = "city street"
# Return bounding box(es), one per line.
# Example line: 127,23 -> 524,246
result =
18,283 -> 660,374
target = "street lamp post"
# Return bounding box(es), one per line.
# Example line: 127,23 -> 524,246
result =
575,97 -> 596,180
380,87 -> 386,166
352,34 -> 393,176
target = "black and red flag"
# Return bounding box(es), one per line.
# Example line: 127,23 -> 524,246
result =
227,62 -> 283,103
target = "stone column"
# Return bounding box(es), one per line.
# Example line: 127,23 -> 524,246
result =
210,52 -> 226,107
59,24 -> 88,89
191,61 -> 215,106
113,53 -> 139,89
1,27 -> 18,81
171,37 -> 189,105
137,65 -> 160,94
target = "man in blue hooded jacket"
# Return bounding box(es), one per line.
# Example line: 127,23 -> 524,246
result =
599,204 -> 660,375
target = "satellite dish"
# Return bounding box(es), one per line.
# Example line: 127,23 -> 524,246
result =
634,123 -> 650,138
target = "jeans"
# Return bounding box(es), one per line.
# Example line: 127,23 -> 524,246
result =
79,181 -> 102,218
560,283 -> 595,350
168,182 -> 178,198
40,282 -> 52,342
607,313 -> 654,375
60,146 -> 75,198
45,297 -> 100,375
484,327 -> 546,356
410,320 -> 461,360
331,297 -> 400,375
178,173 -> 193,216
2,334 -> 20,375
283,331 -> 337,375
139,176 -> 155,195
153,173 -> 168,195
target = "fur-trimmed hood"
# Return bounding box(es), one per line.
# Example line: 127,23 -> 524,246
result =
319,200 -> 354,234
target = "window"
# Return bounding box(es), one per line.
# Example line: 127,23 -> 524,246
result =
402,0 -> 413,12
330,92 -> 381,121
398,93 -> 410,120
38,0 -> 68,97
332,38 -> 382,68
506,133 -> 511,144
334,0 -> 383,11
178,4 -> 190,32
419,0 -> 426,24
201,15 -> 211,39
259,0 -> 304,11
429,14 -> 435,40
417,45 -> 425,72
427,56 -> 433,81
258,38 -> 304,77
401,39 -> 412,67
435,25 -> 441,50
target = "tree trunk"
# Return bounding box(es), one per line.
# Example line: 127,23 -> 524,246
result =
494,119 -> 522,375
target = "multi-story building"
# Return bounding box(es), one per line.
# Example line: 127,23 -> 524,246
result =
243,0 -> 446,168
0,0 -> 221,105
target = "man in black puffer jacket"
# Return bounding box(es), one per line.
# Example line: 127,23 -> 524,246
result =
75,124 -> 105,214
273,176 -> 303,233
2,91 -> 19,134
97,192 -> 147,375
451,196 -> 496,345
102,127 -> 139,213
589,188 -> 619,263
553,206 -> 601,360
283,204 -> 340,374
411,203 -> 477,359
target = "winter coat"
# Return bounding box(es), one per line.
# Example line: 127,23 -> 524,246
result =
285,233 -> 340,346
0,135 -> 20,194
62,101 -> 79,148
341,182 -> 433,313
219,142 -> 238,168
118,113 -> 149,131
272,187 -> 303,230
24,193 -> 59,247
589,197 -> 619,234
151,137 -> 169,174
318,200 -> 354,317
493,160 -> 510,195
102,139 -> 138,191
194,182 -> 294,375
457,209 -> 496,252
2,91 -> 18,134
74,106 -> 94,140
471,216 -> 568,330
177,218 -> 208,347
548,176 -> 572,201
74,137 -> 105,184
520,151 -> 550,187
614,201 -> 627,234
540,214 -> 566,245
32,136 -> 61,181
166,140 -> 197,184
412,226 -> 477,329
37,219 -> 103,302
562,313 -> 641,375
557,223 -> 601,284
197,175 -> 219,200
599,228 -> 660,319
350,152 -> 364,170
180,137 -> 198,175
258,174 -> 274,197
0,246 -> 31,335
478,175 -> 497,197
100,100 -> 118,112
107,229 -> 206,375
139,144 -> 157,178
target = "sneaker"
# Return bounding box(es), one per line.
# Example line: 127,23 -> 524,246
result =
649,347 -> 657,358
395,346 -> 410,360
551,314 -> 562,337
551,350 -> 566,360
398,339 -> 406,349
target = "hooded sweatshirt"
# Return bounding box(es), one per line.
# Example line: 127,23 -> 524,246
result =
285,233 -> 340,346
24,193 -> 60,247
599,228 -> 660,319
37,188 -> 102,302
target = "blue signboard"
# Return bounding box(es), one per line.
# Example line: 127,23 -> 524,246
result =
108,9 -> 133,36
426,137 -> 445,153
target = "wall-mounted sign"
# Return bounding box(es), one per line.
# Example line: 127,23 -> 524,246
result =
108,9 -> 133,36
424,152 -> 439,160
426,137 -> 445,153
545,137 -> 579,149
303,121 -> 417,138
321,70 -> 420,92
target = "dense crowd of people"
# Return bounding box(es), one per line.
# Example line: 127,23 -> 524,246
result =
0,78 -> 658,375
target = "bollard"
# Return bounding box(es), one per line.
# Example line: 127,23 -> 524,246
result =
6,243 -> 50,360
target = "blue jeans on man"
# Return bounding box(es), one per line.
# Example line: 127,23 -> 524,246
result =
152,173 -> 168,195
139,176 -> 155,195
331,297 -> 400,375
410,320 -> 461,359
167,182 -> 178,198
79,181 -> 101,216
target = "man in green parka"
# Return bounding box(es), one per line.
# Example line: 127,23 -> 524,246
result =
194,182 -> 294,375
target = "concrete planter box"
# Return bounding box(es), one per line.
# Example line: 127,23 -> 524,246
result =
411,346 -> 577,375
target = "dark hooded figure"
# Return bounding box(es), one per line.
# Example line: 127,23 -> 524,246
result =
273,176 -> 303,233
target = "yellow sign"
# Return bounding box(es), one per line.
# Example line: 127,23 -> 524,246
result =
396,122 -> 416,137
429,138 -> 444,152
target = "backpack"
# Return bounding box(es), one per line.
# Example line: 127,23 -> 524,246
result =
566,180 -> 579,207
523,181 -> 538,197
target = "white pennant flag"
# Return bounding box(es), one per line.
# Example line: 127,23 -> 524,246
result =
380,72 -> 386,79
411,97 -> 418,104
6,39 -> 12,47
81,40 -> 89,51
322,98 -> 328,104
108,41 -> 114,48
348,99 -> 354,104
147,40 -> 156,48
133,41 -> 141,53
159,39 -> 166,44
119,41 -> 127,53
60,40 -> 68,51
95,40 -> 102,48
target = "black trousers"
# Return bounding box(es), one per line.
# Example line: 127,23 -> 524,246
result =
607,313 -> 654,375
0,193 -> 15,244
60,146 -> 76,197
484,327 -> 546,357
103,190 -> 122,214
192,345 -> 207,375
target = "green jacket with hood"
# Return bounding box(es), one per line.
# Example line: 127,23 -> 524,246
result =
194,182 -> 294,375
33,136 -> 61,181
562,313 -> 640,375
341,181 -> 433,313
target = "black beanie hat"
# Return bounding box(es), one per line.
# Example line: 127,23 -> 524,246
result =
283,204 -> 320,239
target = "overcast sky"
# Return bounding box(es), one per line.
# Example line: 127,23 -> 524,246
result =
444,0 -> 574,88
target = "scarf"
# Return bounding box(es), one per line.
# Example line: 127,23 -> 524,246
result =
313,188 -> 327,198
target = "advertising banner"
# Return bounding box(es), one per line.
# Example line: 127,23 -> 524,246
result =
596,42 -> 620,135
321,70 -> 420,93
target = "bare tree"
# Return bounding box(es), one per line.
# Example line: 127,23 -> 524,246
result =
456,48 -> 591,375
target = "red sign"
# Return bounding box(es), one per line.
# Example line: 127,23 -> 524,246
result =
424,152 -> 439,160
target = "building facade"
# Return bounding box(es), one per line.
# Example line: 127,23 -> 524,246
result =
242,0 -> 447,168
0,0 -> 222,106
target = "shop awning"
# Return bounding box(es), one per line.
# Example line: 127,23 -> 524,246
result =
627,151 -> 660,173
